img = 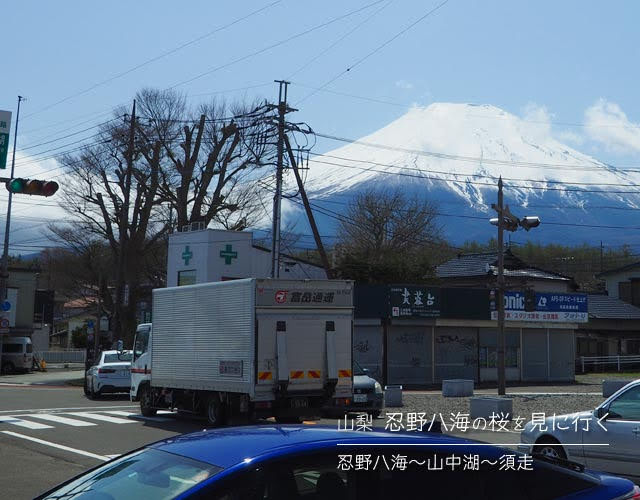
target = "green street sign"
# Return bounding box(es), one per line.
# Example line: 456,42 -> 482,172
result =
0,110 -> 11,170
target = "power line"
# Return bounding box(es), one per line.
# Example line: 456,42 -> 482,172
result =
306,155 -> 640,195
286,0 -> 393,79
22,1 -> 283,120
311,151 -> 640,188
296,0 -> 449,105
312,131 -> 640,174
168,0 -> 387,89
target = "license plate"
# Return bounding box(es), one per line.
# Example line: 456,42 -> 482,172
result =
353,394 -> 367,403
291,398 -> 308,409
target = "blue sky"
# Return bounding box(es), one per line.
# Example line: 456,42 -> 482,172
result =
3,0 -> 640,250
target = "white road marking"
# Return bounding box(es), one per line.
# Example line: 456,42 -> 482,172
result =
104,410 -> 175,422
0,416 -> 53,430
1,431 -> 109,461
0,405 -> 137,415
66,412 -> 135,424
30,414 -> 96,427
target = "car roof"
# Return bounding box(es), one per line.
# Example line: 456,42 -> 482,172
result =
101,350 -> 132,355
151,425 -> 497,469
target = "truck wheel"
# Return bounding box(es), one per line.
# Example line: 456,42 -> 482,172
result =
139,386 -> 157,417
206,396 -> 225,427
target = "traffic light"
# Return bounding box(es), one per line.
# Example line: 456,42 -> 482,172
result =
524,289 -> 536,312
5,178 -> 59,197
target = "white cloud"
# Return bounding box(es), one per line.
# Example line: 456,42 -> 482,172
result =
520,102 -> 552,142
395,80 -> 414,90
584,98 -> 640,153
556,130 -> 585,146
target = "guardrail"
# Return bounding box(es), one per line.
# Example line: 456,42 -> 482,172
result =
39,350 -> 86,364
578,355 -> 640,373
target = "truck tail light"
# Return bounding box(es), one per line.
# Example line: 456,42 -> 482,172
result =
254,401 -> 272,409
98,368 -> 116,374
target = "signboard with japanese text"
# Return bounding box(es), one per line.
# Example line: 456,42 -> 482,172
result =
491,291 -> 588,323
255,280 -> 353,308
0,110 -> 11,170
389,286 -> 440,318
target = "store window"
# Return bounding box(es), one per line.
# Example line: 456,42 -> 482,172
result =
178,270 -> 196,286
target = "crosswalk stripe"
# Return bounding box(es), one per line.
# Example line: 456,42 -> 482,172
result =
103,411 -> 136,417
66,412 -> 135,424
0,416 -> 53,430
29,414 -> 96,427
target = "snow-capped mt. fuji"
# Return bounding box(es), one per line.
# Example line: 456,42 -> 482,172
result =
285,103 -> 640,245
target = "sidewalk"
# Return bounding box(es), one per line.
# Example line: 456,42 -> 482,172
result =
0,367 -> 84,386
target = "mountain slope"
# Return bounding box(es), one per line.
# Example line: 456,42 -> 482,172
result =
284,103 -> 640,246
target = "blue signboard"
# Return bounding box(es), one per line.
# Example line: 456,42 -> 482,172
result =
491,292 -> 588,323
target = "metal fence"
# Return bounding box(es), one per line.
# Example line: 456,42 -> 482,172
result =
39,350 -> 86,364
578,355 -> 640,373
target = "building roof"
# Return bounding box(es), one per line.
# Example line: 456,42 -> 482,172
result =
587,294 -> 640,320
596,261 -> 640,278
435,250 -> 571,282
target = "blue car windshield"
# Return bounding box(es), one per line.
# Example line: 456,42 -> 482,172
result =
41,448 -> 222,500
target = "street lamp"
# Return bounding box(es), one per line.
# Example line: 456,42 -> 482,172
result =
490,177 -> 540,396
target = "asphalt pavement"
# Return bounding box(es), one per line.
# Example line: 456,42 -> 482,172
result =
0,369 -> 530,499
0,371 -> 212,499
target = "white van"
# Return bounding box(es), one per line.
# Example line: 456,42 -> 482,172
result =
1,337 -> 33,374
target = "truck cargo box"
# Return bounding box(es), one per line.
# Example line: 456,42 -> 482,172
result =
150,278 -> 353,401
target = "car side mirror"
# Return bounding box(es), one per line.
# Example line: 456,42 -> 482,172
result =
595,407 -> 608,419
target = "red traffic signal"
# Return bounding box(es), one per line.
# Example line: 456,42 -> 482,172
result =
5,178 -> 59,197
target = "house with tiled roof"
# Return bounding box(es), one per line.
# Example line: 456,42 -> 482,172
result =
435,249 -> 577,292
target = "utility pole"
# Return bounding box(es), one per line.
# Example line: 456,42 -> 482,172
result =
496,177 -> 506,396
113,101 -> 135,343
269,81 -> 296,278
283,134 -> 333,278
0,96 -> 24,305
490,177 -> 540,396
600,241 -> 603,273
94,274 -> 102,358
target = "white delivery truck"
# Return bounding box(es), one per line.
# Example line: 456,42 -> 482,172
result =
130,278 -> 353,425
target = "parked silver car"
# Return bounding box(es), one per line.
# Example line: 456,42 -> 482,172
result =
519,379 -> 640,483
84,350 -> 133,399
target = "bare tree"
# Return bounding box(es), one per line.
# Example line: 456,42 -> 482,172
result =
54,103 -> 165,344
336,188 -> 445,283
136,89 -> 276,231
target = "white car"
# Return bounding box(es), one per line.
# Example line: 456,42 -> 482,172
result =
84,350 -> 133,399
519,379 -> 640,483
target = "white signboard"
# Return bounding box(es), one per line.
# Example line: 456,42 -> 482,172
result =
491,310 -> 588,323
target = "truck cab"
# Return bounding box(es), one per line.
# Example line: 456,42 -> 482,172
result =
130,323 -> 152,404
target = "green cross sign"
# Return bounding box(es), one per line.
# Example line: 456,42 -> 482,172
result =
182,246 -> 193,265
220,244 -> 238,265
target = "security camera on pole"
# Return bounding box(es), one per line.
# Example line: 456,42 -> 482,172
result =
490,177 -> 540,396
